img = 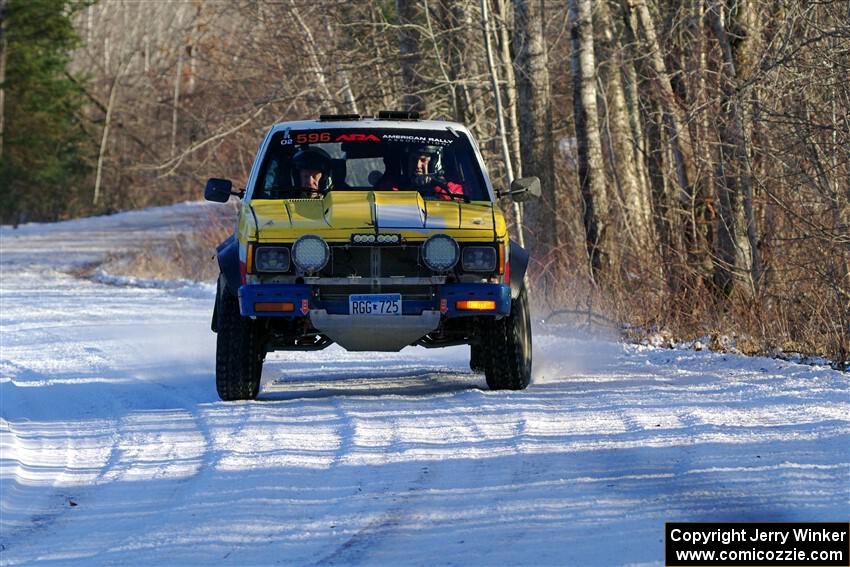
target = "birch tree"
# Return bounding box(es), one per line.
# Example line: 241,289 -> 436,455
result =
706,0 -> 762,296
513,0 -> 556,263
481,0 -> 525,247
568,0 -> 608,278
597,0 -> 652,251
628,0 -> 696,272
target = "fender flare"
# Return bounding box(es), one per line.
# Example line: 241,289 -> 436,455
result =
509,240 -> 529,299
217,235 -> 241,296
212,236 -> 240,333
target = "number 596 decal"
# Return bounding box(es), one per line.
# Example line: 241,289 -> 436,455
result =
294,132 -> 331,144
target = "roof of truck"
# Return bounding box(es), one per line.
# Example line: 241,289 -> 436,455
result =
269,117 -> 471,134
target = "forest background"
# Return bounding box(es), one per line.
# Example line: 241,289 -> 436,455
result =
0,0 -> 847,365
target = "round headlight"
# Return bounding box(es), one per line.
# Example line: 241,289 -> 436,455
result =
292,235 -> 329,273
422,234 -> 459,271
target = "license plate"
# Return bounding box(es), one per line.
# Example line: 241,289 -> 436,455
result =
349,293 -> 402,316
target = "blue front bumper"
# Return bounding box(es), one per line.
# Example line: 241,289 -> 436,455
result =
239,282 -> 511,318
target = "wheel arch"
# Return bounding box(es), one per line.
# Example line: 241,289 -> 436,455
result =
217,235 -> 241,296
509,240 -> 529,299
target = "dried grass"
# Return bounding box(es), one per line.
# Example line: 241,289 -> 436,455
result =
98,207 -> 232,283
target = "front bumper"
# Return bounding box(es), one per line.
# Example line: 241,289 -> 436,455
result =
238,282 -> 511,318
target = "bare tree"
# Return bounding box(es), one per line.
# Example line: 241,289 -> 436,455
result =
93,56 -> 132,206
597,0 -> 652,252
481,0 -> 525,247
0,0 -> 7,160
706,0 -> 762,296
569,0 -> 608,278
628,0 -> 696,271
494,0 -> 522,178
513,0 -> 556,264
396,0 -> 425,113
290,0 -> 336,112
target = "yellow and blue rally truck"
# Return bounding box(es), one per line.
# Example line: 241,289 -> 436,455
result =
205,112 -> 540,400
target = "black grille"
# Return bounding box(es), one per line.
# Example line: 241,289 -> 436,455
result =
320,245 -> 425,278
381,247 -> 423,276
324,246 -> 371,277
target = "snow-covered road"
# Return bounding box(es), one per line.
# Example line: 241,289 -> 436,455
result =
1,203 -> 847,565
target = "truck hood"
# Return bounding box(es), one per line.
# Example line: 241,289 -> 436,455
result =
250,191 -> 496,240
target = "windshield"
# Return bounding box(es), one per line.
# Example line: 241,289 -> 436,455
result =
252,128 -> 489,201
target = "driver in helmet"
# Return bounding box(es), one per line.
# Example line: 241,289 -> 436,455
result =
291,147 -> 332,198
377,144 -> 465,200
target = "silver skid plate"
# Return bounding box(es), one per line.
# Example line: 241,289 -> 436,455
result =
309,310 -> 440,352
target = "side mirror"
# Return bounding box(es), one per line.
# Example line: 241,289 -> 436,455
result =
205,178 -> 241,202
508,177 -> 541,202
498,176 -> 541,202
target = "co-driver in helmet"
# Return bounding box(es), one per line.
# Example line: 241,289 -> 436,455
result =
377,144 -> 465,200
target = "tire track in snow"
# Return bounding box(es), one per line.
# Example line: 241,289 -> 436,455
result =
310,406 -> 442,566
311,465 -> 434,567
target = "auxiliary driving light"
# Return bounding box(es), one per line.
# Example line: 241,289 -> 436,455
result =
352,233 -> 400,245
422,234 -> 459,271
352,234 -> 375,244
292,235 -> 330,273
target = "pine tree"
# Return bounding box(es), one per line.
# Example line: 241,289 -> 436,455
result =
0,0 -> 89,225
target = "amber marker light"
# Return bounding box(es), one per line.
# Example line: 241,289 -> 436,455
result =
246,243 -> 254,274
254,302 -> 295,312
456,300 -> 496,311
498,244 -> 505,275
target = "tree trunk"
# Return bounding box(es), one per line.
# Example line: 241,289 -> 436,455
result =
646,101 -> 676,289
94,72 -> 122,206
447,1 -> 488,141
171,46 -> 183,157
290,0 -> 335,111
495,0 -> 522,178
439,0 -> 469,123
569,0 -> 608,279
629,0 -> 695,275
396,0 -> 425,113
0,0 -> 6,161
712,140 -> 738,297
369,4 -> 398,112
693,0 -> 716,287
620,4 -> 651,216
513,0 -> 556,262
421,1 -> 453,118
323,19 -> 358,114
707,0 -> 762,296
597,0 -> 652,251
481,0 -> 525,248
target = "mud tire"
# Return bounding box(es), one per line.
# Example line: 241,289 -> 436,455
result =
215,287 -> 264,401
470,344 -> 486,373
483,287 -> 532,390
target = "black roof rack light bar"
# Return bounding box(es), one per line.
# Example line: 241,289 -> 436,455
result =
319,113 -> 362,121
377,110 -> 420,121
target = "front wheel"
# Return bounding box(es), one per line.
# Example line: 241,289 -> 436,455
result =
470,344 -> 486,373
215,286 -> 264,401
482,287 -> 532,390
